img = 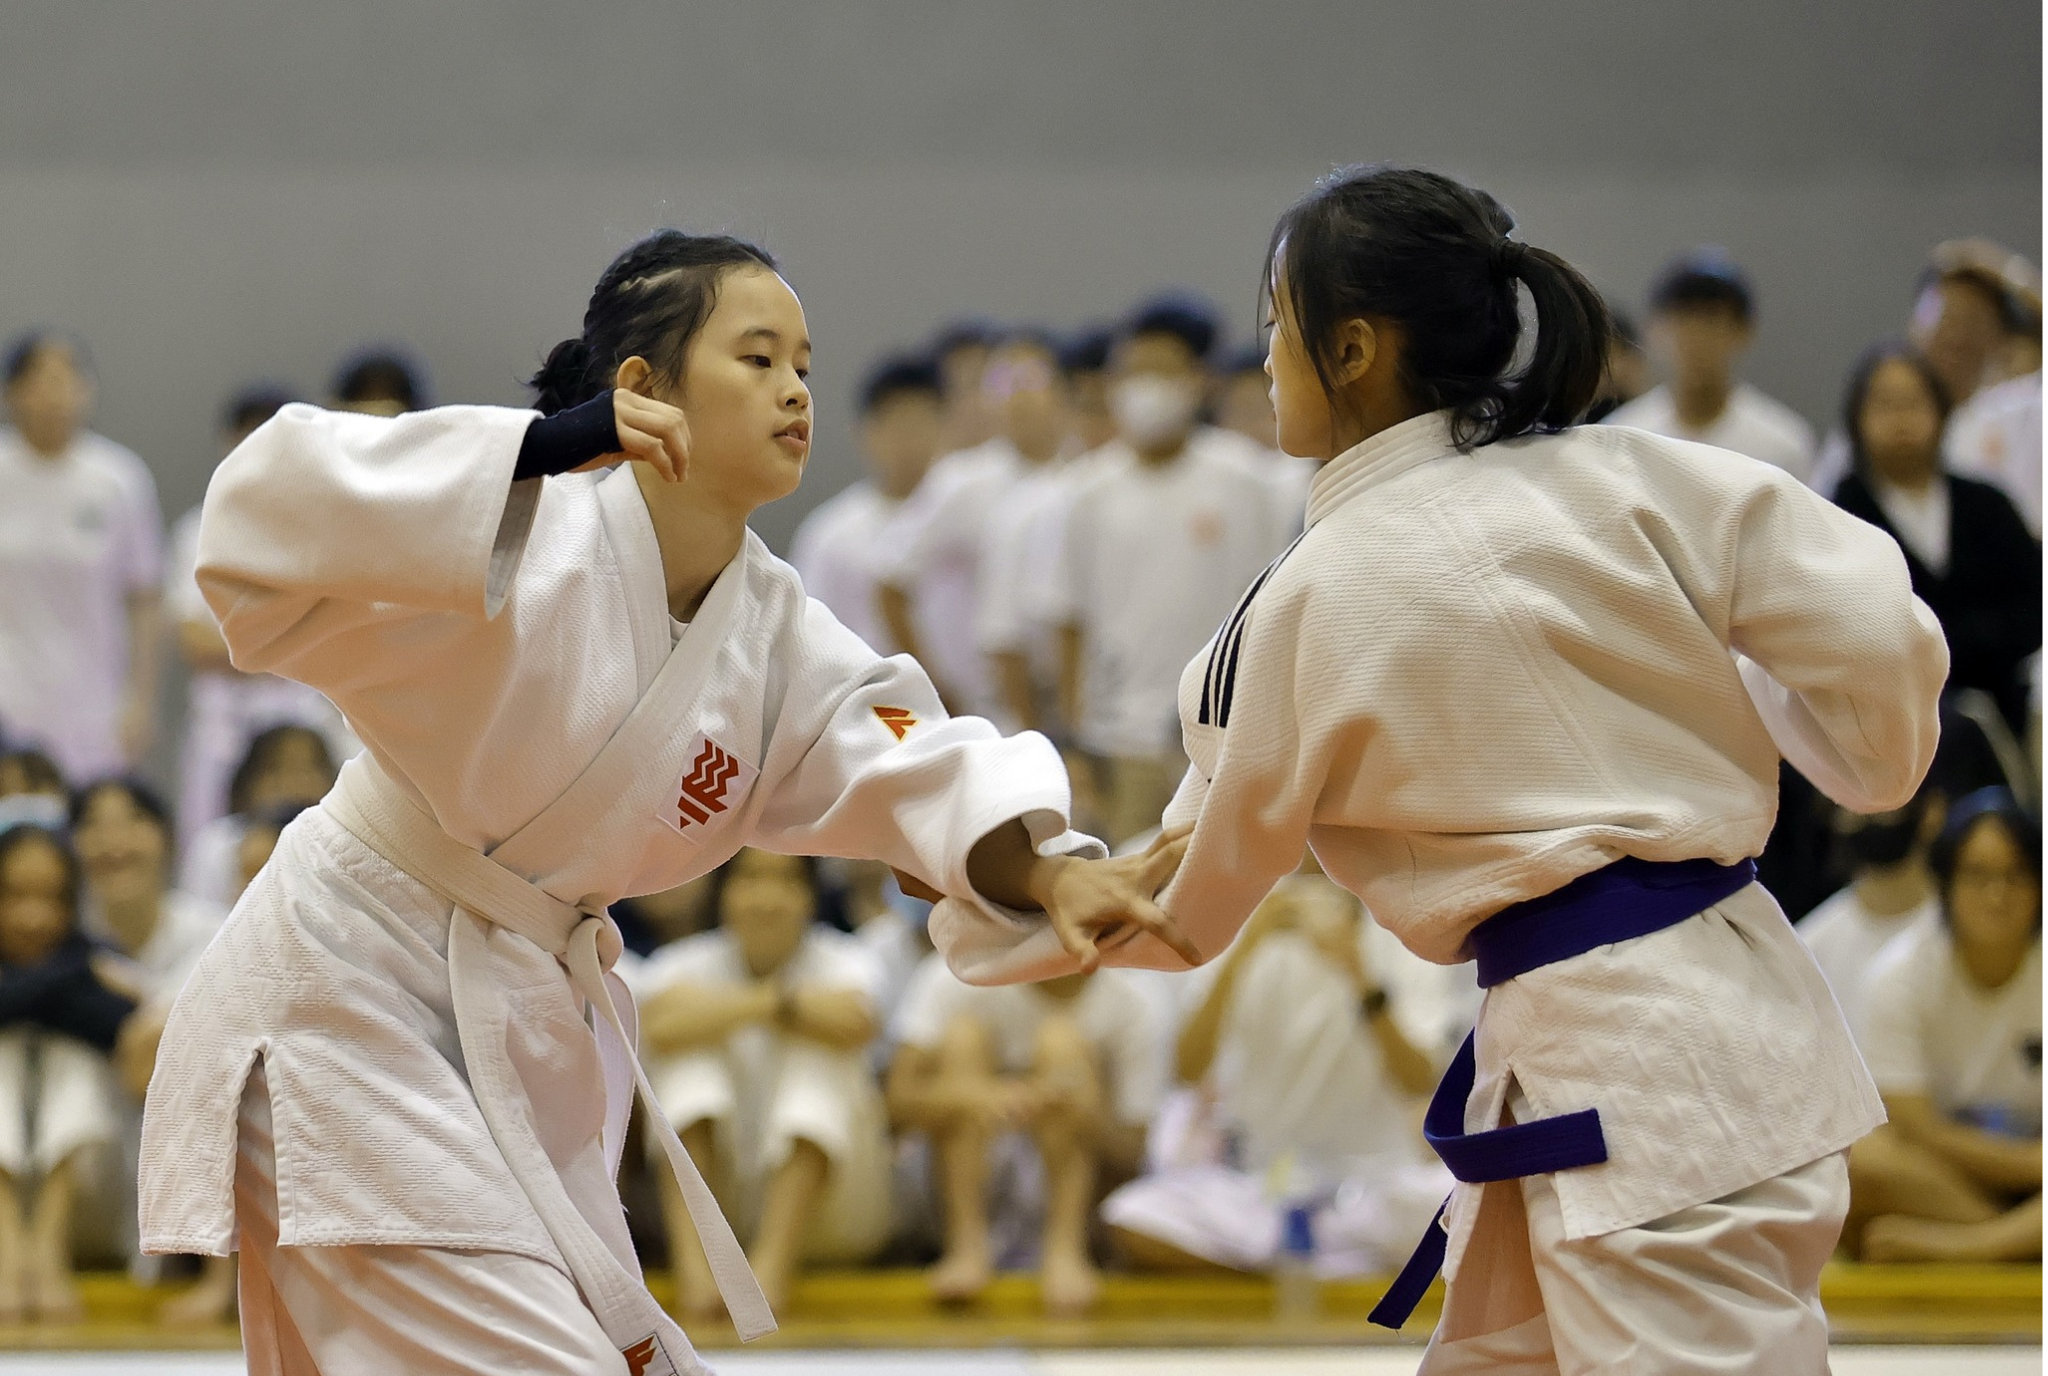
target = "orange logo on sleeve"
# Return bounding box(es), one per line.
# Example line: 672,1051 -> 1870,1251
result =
874,705 -> 918,740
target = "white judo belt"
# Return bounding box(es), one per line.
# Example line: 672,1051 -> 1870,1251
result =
325,762 -> 776,1343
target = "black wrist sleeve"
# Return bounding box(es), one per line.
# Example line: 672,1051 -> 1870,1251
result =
514,391 -> 622,481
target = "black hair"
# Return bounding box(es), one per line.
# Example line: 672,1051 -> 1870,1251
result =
3,329 -> 94,387
1124,291 -> 1220,362
1267,164 -> 1611,450
858,353 -> 943,415
227,725 -> 337,817
0,749 -> 66,797
1648,248 -> 1755,323
221,383 -> 301,437
931,319 -> 999,361
70,775 -> 172,839
1917,262 -> 2026,333
0,825 -> 81,919
1929,787 -> 2042,928
528,232 -> 778,417
994,326 -> 1064,361
1058,326 -> 1114,378
332,348 -> 428,411
1841,338 -> 1953,479
704,849 -> 850,933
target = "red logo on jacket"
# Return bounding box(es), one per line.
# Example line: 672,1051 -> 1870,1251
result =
622,1334 -> 677,1376
678,739 -> 741,825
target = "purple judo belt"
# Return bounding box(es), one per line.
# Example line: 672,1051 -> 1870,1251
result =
1366,855 -> 1758,1330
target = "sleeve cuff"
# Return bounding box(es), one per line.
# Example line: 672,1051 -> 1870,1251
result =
514,391 -> 621,480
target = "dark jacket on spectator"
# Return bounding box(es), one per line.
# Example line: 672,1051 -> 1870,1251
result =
1833,471 -> 2042,732
0,933 -> 137,1052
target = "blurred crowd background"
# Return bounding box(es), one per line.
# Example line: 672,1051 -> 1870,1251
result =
0,0 -> 2037,1335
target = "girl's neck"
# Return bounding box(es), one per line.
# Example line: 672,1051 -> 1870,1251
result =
99,890 -> 164,956
633,465 -> 749,622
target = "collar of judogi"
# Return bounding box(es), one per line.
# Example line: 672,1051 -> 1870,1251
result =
1305,409 -> 1457,529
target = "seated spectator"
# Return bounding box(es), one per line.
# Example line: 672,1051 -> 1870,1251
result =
1799,786 -> 1945,1043
177,725 -> 338,905
1847,789 -> 2041,1262
635,850 -> 892,1319
0,751 -> 68,834
1830,341 -> 2042,734
836,858 -> 929,1018
611,874 -> 716,959
1585,308 -> 1650,423
885,953 -> 1167,1315
329,347 -> 427,417
1104,874 -> 1468,1278
0,826 -> 139,1321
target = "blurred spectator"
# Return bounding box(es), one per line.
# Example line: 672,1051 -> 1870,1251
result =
1798,785 -> 1946,1044
0,752 -> 69,836
228,803 -> 308,908
1604,248 -> 1816,481
1212,341 -> 1316,535
0,825 -> 140,1322
635,850 -> 892,1317
178,726 -> 338,905
790,354 -> 943,653
611,874 -> 716,959
1947,277 -> 2043,535
1584,308 -> 1650,423
166,386 -> 350,852
886,956 -> 1167,1316
834,859 -> 928,1019
1848,789 -> 2041,1262
0,331 -> 164,780
1104,874 -> 1469,1278
1910,240 -> 2030,409
931,319 -> 1000,455
878,331 -> 1070,720
329,347 -> 427,416
1829,341 -> 2042,733
1051,294 -> 1291,845
1059,327 -> 1118,454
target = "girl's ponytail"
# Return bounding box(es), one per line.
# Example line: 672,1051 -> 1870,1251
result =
1495,243 -> 1612,441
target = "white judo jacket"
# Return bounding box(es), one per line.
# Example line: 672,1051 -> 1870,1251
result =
139,405 -> 1093,1371
936,411 -> 1948,1273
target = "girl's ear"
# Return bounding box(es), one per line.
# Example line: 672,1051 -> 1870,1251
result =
614,355 -> 655,397
1329,318 -> 1379,388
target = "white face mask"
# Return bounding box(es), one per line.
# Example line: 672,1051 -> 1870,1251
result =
1110,375 -> 1202,449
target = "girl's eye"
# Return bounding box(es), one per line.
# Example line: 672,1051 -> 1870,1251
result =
745,355 -> 772,368
795,368 -> 810,381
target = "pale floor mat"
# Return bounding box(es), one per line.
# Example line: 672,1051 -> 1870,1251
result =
0,1349 -> 2037,1375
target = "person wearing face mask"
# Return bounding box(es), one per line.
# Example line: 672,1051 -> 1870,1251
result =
1048,294 -> 1293,846
1830,340 -> 2042,735
631,849 -> 892,1321
1797,786 -> 1945,1045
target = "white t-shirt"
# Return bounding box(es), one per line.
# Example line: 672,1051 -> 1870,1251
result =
635,924 -> 886,1059
1797,885 -> 1940,1045
788,480 -> 902,653
1947,372 -> 2042,535
891,953 -> 1169,1127
0,428 -> 163,779
873,439 -> 1017,711
1605,382 -> 1818,484
1048,431 -> 1290,756
1861,922 -> 2042,1136
973,458 -> 1079,720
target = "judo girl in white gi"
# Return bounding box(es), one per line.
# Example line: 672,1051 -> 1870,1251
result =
139,231 -> 1193,1376
934,165 -> 1949,1373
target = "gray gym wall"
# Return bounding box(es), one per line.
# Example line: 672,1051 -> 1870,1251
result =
2,0 -> 2039,556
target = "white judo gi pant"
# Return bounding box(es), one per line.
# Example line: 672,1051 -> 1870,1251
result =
652,1039 -> 892,1261
1418,1148 -> 1847,1376
233,1063 -> 627,1376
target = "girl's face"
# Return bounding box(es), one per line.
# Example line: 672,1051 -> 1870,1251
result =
1858,358 -> 1944,488
248,734 -> 335,812
718,849 -> 815,979
1947,817 -> 2040,984
0,837 -> 74,967
73,787 -> 168,907
659,267 -> 814,516
1266,284 -> 1336,461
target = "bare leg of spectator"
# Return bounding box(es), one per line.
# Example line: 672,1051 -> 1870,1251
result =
747,1138 -> 828,1315
1864,1193 -> 2044,1262
159,1253 -> 237,1327
1844,1124 -> 1999,1255
0,1171 -> 25,1323
928,1017 -> 998,1304
25,1156 -> 82,1323
1031,1017 -> 1104,1317
659,1119 -> 728,1324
